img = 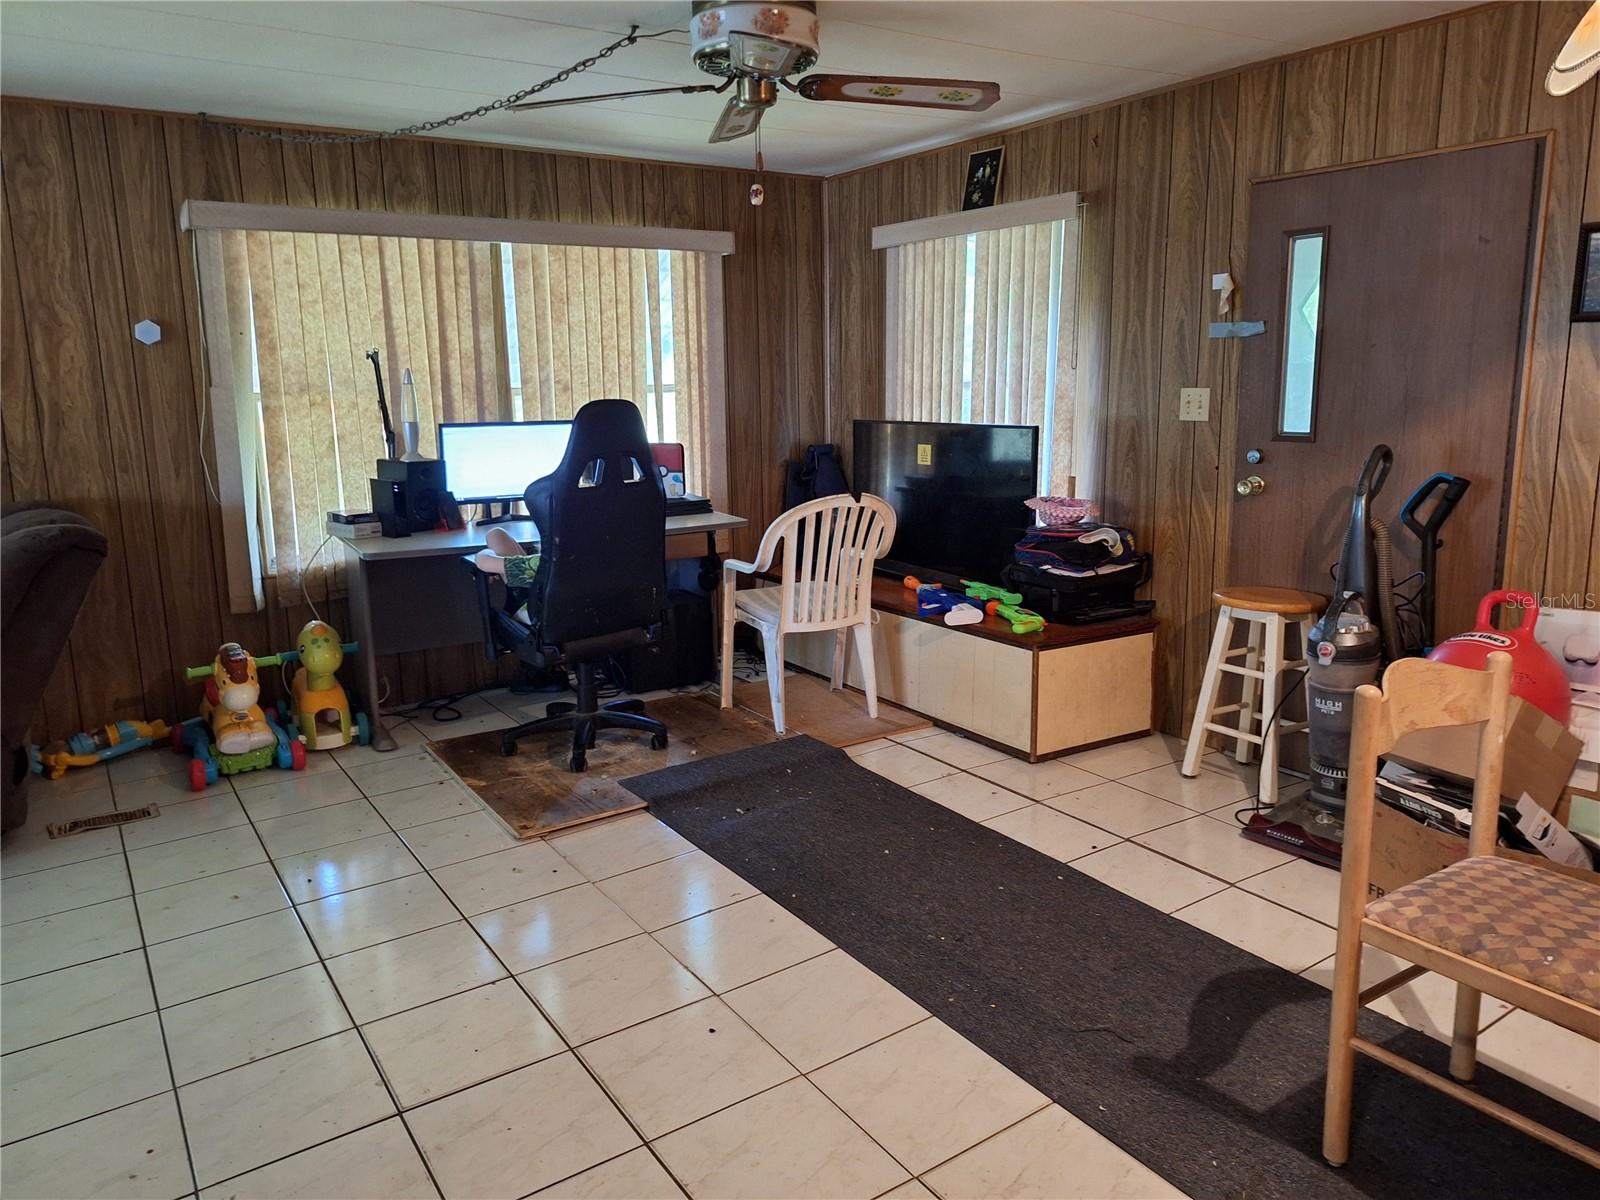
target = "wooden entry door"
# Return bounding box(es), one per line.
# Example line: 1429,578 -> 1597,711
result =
1228,139 -> 1542,642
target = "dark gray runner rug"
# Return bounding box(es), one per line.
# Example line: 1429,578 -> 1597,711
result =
624,736 -> 1599,1200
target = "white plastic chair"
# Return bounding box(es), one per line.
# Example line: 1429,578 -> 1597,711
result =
720,493 -> 897,733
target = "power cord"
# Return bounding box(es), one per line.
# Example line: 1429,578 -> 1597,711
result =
298,533 -> 334,622
388,687 -> 489,724
385,648 -> 763,722
1230,668 -> 1309,827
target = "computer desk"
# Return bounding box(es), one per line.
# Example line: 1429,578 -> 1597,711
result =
332,511 -> 749,751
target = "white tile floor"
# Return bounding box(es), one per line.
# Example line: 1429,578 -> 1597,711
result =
2,697 -> 1594,1200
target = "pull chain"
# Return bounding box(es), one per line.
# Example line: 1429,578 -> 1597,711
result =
750,126 -> 767,206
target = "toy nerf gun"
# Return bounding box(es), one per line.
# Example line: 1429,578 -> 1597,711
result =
961,580 -> 1024,607
986,600 -> 1046,635
903,576 -> 984,626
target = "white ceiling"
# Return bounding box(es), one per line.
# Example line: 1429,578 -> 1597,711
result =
0,1 -> 1473,175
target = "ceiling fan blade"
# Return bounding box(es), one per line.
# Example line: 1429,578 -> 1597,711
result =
709,95 -> 765,143
509,83 -> 724,112
795,75 -> 1000,112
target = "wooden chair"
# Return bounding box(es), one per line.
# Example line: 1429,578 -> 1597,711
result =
720,494 -> 896,734
1324,650 -> 1600,1170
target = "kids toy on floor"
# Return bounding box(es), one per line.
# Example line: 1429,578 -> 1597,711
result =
30,718 -> 171,780
174,642 -> 305,791
276,621 -> 371,750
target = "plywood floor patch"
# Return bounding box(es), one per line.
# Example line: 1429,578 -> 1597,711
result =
429,693 -> 780,840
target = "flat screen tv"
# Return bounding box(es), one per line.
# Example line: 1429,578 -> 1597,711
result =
853,419 -> 1038,584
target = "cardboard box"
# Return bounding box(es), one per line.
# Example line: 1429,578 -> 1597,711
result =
1368,799 -> 1597,898
1388,696 -> 1582,813
1369,696 -> 1593,896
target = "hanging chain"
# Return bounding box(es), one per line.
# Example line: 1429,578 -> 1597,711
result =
199,25 -> 681,145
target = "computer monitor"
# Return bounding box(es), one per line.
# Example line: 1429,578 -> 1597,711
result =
437,421 -> 573,508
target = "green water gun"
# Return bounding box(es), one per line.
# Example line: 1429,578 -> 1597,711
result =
989,601 -> 1045,634
961,579 -> 1023,607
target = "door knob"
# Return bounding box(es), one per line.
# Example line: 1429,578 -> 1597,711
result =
1236,475 -> 1265,496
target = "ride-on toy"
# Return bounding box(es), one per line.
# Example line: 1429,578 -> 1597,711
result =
274,621 -> 370,750
174,643 -> 305,791
31,718 -> 172,780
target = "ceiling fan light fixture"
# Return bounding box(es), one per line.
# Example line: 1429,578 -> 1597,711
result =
692,1 -> 819,79
1545,0 -> 1600,96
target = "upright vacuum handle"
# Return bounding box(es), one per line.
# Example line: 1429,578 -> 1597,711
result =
1354,444 -> 1393,499
1401,473 -> 1471,543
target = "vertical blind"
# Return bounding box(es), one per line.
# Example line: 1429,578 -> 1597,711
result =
216,231 -> 717,595
504,245 -> 716,506
884,216 -> 1081,496
224,228 -> 507,594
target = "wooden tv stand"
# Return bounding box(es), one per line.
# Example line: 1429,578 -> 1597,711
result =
784,576 -> 1157,762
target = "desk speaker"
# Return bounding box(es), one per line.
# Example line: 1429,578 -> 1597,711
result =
370,458 -> 446,536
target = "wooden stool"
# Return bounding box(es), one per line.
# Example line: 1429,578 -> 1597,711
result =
1182,586 -> 1326,806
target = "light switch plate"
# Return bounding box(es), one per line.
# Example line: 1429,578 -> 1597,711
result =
1179,387 -> 1211,422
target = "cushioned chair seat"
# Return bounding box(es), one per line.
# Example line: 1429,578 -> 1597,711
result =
1365,855 -> 1600,1006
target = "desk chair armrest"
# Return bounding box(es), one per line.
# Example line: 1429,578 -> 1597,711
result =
722,556 -> 759,579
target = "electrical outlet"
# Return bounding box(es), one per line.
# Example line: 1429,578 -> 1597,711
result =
1179,387 -> 1211,422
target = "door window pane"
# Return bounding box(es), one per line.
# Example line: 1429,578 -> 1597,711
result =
1280,231 -> 1325,437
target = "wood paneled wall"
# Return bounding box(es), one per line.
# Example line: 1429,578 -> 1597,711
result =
5,3 -> 1596,743
1,101 -> 824,739
823,1 -> 1600,735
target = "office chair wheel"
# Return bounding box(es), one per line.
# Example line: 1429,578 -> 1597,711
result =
499,738 -> 517,757
651,733 -> 668,751
569,751 -> 587,772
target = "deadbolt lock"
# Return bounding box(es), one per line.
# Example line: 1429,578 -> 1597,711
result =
1235,475 -> 1265,496
1245,448 -> 1263,464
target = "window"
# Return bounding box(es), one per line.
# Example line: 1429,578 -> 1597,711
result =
878,195 -> 1082,497
1279,230 -> 1326,438
186,202 -> 730,612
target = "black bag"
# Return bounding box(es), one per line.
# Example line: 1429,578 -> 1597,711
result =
783,444 -> 850,510
1002,556 -> 1154,625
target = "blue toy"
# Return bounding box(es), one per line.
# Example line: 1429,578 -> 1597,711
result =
915,585 -> 974,619
31,719 -> 172,780
904,576 -> 985,626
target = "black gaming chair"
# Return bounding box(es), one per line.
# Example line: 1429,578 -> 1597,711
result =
472,399 -> 669,772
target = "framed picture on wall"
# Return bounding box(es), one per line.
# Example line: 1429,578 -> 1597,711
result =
1574,223 -> 1600,322
963,147 -> 1004,211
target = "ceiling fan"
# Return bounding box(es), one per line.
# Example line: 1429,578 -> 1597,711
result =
509,1 -> 1001,143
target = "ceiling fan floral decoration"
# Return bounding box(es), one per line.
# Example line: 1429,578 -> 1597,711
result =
506,2 -> 999,147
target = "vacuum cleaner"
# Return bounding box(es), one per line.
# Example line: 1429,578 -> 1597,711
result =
1306,445 -> 1402,813
1241,445 -> 1469,865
